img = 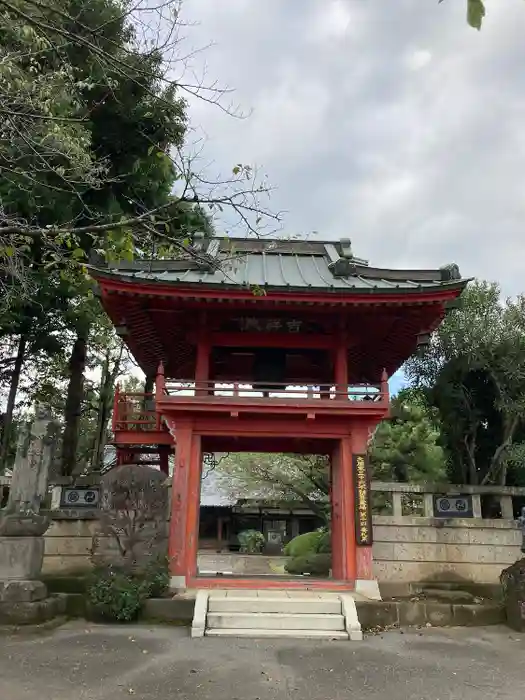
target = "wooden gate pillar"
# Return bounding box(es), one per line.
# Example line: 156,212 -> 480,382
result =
168,421 -> 202,589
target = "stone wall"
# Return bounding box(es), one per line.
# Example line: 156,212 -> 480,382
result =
372,516 -> 520,583
370,482 -> 523,584
43,513 -> 99,575
41,483 -> 525,583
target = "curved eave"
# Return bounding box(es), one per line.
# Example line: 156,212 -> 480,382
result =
90,267 -> 469,306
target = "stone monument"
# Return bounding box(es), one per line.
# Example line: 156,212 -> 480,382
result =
0,406 -> 64,624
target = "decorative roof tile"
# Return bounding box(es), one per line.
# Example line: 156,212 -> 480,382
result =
92,237 -> 467,294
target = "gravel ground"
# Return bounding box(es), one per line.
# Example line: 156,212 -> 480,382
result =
0,622 -> 523,700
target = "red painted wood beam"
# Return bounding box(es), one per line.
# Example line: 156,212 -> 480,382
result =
97,277 -> 463,307
201,331 -> 334,350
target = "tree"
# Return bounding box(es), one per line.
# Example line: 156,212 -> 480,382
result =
0,0 -> 279,305
215,392 -> 447,519
215,452 -> 331,522
407,281 -> 525,485
368,390 -> 447,483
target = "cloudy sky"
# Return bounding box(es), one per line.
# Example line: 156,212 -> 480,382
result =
176,0 -> 525,302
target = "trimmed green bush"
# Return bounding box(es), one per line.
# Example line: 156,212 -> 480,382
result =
86,558 -> 170,622
285,553 -> 331,577
283,531 -> 321,557
316,528 -> 331,554
284,529 -> 332,557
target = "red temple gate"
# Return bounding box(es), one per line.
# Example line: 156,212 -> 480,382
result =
91,236 -> 466,595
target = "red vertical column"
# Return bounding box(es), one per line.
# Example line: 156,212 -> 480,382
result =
331,436 -> 356,583
168,422 -> 202,588
350,423 -> 374,583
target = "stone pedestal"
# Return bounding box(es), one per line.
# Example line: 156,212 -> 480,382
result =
0,537 -> 45,580
0,407 -> 64,625
0,537 -> 64,625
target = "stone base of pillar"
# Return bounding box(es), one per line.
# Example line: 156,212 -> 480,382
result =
0,536 -> 66,625
355,579 -> 382,601
0,593 -> 66,625
0,536 -> 45,580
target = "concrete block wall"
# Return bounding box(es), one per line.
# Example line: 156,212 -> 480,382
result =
43,515 -> 99,574
372,516 -> 521,584
41,483 -> 525,584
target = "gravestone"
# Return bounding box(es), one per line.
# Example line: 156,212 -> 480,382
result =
0,407 -> 65,624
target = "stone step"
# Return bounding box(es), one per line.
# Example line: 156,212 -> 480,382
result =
205,628 -> 349,640
207,612 -> 346,631
208,596 -> 342,615
421,588 -> 475,603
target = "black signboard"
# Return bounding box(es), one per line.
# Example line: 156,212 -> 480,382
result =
353,454 -> 373,546
433,495 -> 474,518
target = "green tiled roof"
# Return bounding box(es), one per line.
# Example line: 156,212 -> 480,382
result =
93,237 -> 466,293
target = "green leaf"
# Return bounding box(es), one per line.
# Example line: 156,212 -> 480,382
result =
147,145 -> 155,156
467,0 -> 485,29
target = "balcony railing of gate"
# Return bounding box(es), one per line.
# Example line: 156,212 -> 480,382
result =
162,378 -> 389,403
112,389 -> 161,432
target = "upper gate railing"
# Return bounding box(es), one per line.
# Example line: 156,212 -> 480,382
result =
161,379 -> 386,402
112,367 -> 389,432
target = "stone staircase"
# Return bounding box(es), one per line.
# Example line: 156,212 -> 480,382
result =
191,590 -> 363,640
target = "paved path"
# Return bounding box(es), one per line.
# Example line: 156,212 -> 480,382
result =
1,622 -> 523,700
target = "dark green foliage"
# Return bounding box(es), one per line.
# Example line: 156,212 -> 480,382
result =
285,553 -> 331,577
87,567 -> 150,622
143,558 -> 170,598
369,392 -> 447,483
407,281 -> 525,485
86,559 -> 169,622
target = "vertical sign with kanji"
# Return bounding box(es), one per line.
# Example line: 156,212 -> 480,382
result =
352,454 -> 373,546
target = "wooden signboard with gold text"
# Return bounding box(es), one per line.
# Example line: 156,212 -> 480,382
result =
352,454 -> 373,546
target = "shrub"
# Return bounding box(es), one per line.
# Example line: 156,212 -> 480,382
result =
285,553 -> 331,577
142,558 -> 170,598
87,567 -> 150,622
316,528 -> 331,554
86,558 -> 170,622
238,529 -> 265,553
284,531 -> 322,557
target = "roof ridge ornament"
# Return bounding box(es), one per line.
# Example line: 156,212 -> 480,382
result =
326,238 -> 368,277
340,238 -> 353,259
440,263 -> 461,281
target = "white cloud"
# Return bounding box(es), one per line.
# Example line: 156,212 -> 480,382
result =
179,0 -> 525,296
308,0 -> 353,42
405,49 -> 433,70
